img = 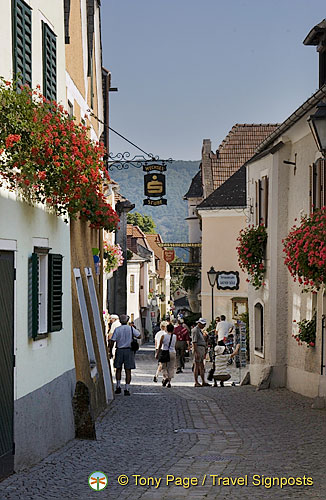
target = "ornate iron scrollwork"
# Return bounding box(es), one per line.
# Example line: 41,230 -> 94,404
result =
107,152 -> 173,171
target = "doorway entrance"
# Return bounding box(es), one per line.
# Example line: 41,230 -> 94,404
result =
0,251 -> 15,480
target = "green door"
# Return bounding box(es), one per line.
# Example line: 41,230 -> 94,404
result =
0,251 -> 14,480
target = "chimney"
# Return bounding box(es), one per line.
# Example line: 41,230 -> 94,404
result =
303,19 -> 326,88
201,139 -> 214,199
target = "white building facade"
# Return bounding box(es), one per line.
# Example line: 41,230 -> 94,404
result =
0,0 -> 75,476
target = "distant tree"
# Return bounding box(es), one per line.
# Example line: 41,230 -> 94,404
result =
127,212 -> 156,234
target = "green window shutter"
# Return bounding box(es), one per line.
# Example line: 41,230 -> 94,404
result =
48,254 -> 63,332
12,0 -> 32,87
28,253 -> 39,339
42,21 -> 57,101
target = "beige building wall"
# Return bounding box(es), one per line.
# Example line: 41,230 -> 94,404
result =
199,209 -> 248,324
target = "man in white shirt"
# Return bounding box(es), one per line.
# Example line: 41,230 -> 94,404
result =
109,314 -> 140,396
215,315 -> 234,343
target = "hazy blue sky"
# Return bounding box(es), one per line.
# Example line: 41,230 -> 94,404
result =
101,1 -> 326,160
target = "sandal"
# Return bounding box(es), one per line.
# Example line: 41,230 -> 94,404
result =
194,382 -> 202,387
202,382 -> 211,387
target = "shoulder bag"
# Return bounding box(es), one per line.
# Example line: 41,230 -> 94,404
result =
130,326 -> 139,352
158,334 -> 173,363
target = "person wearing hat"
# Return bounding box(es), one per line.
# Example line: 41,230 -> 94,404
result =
191,318 -> 211,387
109,314 -> 141,396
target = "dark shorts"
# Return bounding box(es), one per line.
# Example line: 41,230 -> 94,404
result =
114,348 -> 136,370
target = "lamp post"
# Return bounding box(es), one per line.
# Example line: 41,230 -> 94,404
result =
308,101 -> 326,157
207,266 -> 217,323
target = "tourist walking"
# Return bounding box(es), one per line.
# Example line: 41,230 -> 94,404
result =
153,320 -> 168,382
156,323 -> 176,388
109,314 -> 141,396
192,318 -> 211,387
174,318 -> 190,373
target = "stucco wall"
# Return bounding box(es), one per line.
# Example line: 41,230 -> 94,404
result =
199,209 -> 247,323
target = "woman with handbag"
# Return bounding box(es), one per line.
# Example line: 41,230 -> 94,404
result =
156,323 -> 176,388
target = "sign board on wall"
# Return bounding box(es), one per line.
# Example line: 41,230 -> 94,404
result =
216,271 -> 239,290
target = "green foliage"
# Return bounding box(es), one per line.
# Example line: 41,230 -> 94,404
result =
127,249 -> 133,260
236,224 -> 267,289
127,212 -> 156,234
292,313 -> 316,347
182,274 -> 199,291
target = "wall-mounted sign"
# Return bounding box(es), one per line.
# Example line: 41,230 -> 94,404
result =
163,249 -> 175,263
143,164 -> 167,172
216,271 -> 240,290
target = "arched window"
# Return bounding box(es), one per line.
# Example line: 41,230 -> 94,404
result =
254,302 -> 264,353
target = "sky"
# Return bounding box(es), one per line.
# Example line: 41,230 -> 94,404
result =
101,0 -> 326,161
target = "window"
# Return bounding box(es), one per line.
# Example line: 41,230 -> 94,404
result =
29,250 -> 63,339
42,21 -> 57,101
130,274 -> 135,293
12,0 -> 32,87
64,0 -> 71,44
255,176 -> 269,227
310,158 -> 326,212
254,302 -> 264,353
68,100 -> 73,118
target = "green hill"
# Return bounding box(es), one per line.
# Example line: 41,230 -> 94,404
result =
110,160 -> 200,257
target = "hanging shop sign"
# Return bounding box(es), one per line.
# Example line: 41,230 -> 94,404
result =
216,271 -> 240,290
163,249 -> 175,263
143,172 -> 167,206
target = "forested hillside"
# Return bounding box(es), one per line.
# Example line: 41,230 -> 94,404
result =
110,160 -> 200,255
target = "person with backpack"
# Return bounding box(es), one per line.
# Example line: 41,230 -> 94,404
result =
109,314 -> 140,396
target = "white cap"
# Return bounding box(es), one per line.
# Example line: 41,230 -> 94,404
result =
196,317 -> 207,325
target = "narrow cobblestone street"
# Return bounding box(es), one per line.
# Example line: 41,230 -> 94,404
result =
1,346 -> 326,500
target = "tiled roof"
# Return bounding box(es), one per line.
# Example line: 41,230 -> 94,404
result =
145,234 -> 167,279
210,124 -> 278,190
184,170 -> 203,199
198,165 -> 246,209
127,224 -> 145,238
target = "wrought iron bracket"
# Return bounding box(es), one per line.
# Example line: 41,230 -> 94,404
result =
107,152 -> 173,171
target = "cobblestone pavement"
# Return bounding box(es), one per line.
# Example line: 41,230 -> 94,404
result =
1,345 -> 326,499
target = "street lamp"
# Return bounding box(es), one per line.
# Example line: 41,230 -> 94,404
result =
207,266 -> 217,323
308,101 -> 326,157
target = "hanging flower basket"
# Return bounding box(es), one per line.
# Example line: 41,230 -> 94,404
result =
236,224 -> 267,289
103,242 -> 124,273
292,314 -> 316,347
0,78 -> 119,231
282,207 -> 326,290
